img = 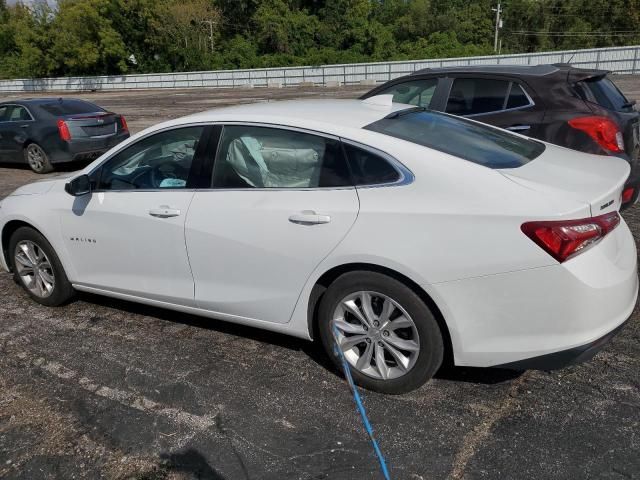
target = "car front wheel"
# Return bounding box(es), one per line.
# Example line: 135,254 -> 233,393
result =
318,271 -> 444,394
9,227 -> 74,306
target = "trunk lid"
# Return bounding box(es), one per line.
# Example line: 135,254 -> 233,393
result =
63,112 -> 119,139
500,143 -> 630,215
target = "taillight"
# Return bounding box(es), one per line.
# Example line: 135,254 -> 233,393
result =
622,187 -> 635,204
521,212 -> 620,263
57,119 -> 71,141
120,115 -> 129,132
568,116 -> 624,153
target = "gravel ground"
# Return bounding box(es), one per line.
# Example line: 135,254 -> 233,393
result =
0,78 -> 639,480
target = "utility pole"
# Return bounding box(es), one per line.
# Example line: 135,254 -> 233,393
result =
492,2 -> 503,53
201,20 -> 215,52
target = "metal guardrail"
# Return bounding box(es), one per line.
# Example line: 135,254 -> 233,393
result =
0,45 -> 638,93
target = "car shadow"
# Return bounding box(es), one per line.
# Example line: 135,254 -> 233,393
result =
76,291 -> 523,387
132,448 -> 228,480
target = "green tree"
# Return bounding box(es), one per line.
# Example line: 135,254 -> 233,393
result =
51,0 -> 129,75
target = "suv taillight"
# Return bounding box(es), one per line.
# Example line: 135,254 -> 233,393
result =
568,116 -> 624,153
521,212 -> 620,263
57,119 -> 71,141
120,115 -> 128,132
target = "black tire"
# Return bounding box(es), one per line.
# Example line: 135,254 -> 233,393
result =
24,143 -> 54,174
318,271 -> 444,394
9,227 -> 74,306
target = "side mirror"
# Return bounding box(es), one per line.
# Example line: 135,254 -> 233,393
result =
65,174 -> 92,196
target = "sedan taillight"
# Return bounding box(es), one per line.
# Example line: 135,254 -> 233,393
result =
120,115 -> 129,132
57,119 -> 71,141
568,116 -> 624,153
521,212 -> 620,263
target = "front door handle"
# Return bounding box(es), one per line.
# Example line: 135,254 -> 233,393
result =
149,206 -> 181,218
20,124 -> 29,129
506,125 -> 531,132
289,211 -> 331,225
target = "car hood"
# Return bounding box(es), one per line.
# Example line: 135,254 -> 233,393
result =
8,175 -> 69,196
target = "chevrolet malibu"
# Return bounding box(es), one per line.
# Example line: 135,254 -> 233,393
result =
0,97 -> 637,394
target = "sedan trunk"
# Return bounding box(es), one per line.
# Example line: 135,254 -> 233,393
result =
499,143 -> 630,216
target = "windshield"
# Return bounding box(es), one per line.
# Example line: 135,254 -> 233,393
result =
574,77 -> 630,111
38,100 -> 105,116
364,109 -> 545,169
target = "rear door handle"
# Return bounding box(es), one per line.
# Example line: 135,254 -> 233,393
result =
289,211 -> 331,225
148,206 -> 181,218
506,125 -> 531,132
20,124 -> 29,129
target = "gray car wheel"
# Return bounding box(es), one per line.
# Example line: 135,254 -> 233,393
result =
24,143 -> 54,174
318,271 -> 444,394
9,227 -> 74,306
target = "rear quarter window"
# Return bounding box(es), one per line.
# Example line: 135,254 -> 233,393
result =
38,100 -> 104,116
343,144 -> 400,185
365,109 -> 545,169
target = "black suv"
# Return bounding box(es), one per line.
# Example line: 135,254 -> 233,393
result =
363,64 -> 640,207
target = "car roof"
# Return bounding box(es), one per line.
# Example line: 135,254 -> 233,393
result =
411,63 -> 608,78
184,99 -> 409,134
1,98 -> 94,106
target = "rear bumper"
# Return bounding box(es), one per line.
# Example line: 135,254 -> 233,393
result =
616,151 -> 640,208
49,132 -> 129,164
433,218 -> 638,368
494,317 -> 630,370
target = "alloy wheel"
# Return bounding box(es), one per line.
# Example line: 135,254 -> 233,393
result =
332,291 -> 420,380
26,144 -> 46,172
14,240 -> 55,298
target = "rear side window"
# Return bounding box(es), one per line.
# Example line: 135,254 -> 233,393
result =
39,100 -> 104,116
343,144 -> 400,185
213,125 -> 351,189
375,78 -> 438,108
446,78 -> 533,115
574,77 -> 629,111
365,110 -> 545,169
446,78 -> 510,115
8,106 -> 32,121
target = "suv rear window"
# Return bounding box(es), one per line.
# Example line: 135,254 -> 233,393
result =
365,109 -> 545,169
574,77 -> 629,111
38,100 -> 104,116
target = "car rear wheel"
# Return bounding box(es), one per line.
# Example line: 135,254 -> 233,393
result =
9,227 -> 74,306
24,143 -> 53,174
318,271 -> 444,394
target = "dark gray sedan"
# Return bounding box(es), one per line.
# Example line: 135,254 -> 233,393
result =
0,98 -> 130,173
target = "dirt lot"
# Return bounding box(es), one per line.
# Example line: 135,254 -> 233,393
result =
0,79 -> 639,480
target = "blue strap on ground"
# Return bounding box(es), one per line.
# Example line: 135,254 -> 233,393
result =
332,326 -> 391,480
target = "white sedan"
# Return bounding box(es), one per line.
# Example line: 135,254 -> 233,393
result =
0,97 -> 637,394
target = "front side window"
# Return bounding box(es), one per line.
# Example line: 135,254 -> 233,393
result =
97,126 -> 204,190
377,79 -> 438,108
365,110 -> 545,169
0,106 -> 9,122
212,125 -> 351,189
